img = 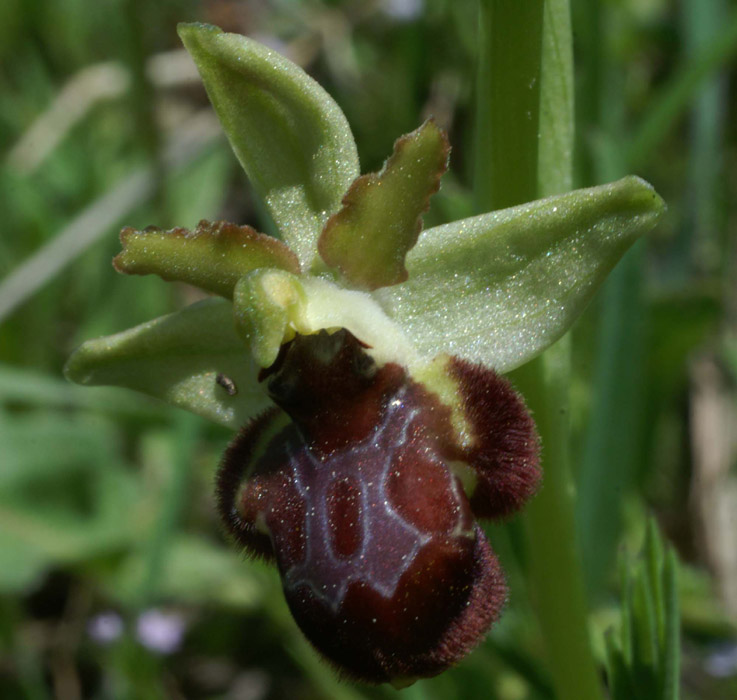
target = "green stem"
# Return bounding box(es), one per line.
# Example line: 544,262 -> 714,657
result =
473,0 -> 543,211
514,343 -> 604,700
474,2 -> 603,699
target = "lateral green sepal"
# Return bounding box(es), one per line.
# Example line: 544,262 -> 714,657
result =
375,176 -> 665,372
64,298 -> 268,429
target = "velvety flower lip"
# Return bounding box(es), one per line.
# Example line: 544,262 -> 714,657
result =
216,330 -> 529,684
63,22 -> 665,686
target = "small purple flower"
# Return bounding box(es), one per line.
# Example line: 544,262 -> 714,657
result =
87,611 -> 124,645
135,609 -> 186,655
706,642 -> 737,678
381,0 -> 425,22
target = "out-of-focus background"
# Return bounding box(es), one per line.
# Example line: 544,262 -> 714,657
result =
0,1 -> 735,698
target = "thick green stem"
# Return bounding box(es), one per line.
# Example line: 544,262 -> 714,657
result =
474,2 -> 604,698
514,345 -> 604,700
474,0 -> 543,211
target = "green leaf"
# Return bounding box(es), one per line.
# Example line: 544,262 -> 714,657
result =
178,23 -> 360,268
0,363 -> 167,421
375,176 -> 665,372
64,298 -> 268,429
114,219 -> 300,299
662,548 -> 680,700
318,120 -> 449,290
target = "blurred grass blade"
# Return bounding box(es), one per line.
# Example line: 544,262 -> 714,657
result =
676,0 -> 729,278
631,562 -> 658,685
662,549 -> 680,700
646,519 -> 667,651
0,111 -> 220,324
605,631 -> 634,700
576,243 -> 647,598
606,524 -> 681,700
5,50 -> 200,175
627,7 -> 737,169
136,412 -> 200,606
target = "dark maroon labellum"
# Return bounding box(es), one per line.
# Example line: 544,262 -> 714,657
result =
217,330 -> 539,684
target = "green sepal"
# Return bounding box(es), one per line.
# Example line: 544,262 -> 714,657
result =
178,23 -> 360,268
319,120 -> 449,290
64,298 -> 268,429
114,220 -> 301,298
375,176 -> 665,372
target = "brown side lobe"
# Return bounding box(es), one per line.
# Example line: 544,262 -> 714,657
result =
448,357 -> 541,519
216,407 -> 284,560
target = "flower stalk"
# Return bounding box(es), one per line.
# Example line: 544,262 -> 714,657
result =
474,1 -> 604,698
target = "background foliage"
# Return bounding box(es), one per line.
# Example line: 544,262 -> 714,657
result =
1,0 -> 735,698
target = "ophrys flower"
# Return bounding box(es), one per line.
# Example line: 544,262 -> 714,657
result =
65,23 -> 664,685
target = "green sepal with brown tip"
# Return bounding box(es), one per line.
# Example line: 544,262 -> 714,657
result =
114,220 -> 301,299
318,120 -> 449,291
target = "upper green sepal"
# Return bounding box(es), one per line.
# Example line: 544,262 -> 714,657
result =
115,220 -> 301,299
64,298 -> 268,429
177,23 -> 360,269
375,176 -> 666,372
318,120 -> 449,290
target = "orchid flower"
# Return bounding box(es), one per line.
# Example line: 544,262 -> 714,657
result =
65,23 -> 664,686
